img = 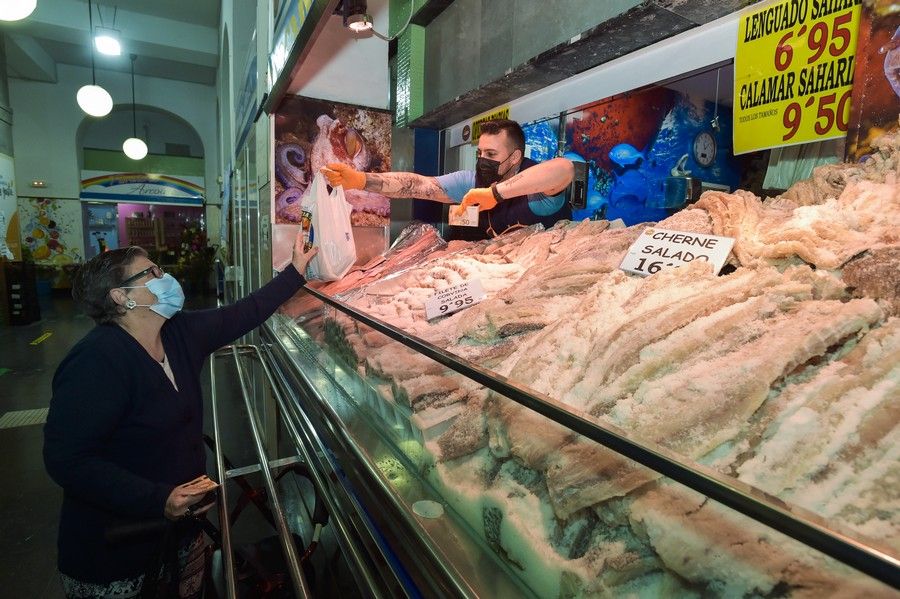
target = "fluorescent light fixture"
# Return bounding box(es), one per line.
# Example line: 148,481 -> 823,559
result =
77,84 -> 113,117
94,27 -> 121,56
346,13 -> 372,32
0,0 -> 37,21
122,137 -> 148,160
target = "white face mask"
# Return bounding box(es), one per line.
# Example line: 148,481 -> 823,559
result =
122,274 -> 185,319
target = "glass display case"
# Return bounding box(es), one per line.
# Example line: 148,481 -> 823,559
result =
261,288 -> 899,598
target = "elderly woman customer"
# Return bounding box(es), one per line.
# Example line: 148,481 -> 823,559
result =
44,234 -> 316,598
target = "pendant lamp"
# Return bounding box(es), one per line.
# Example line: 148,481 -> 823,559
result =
122,54 -> 147,160
94,6 -> 121,56
77,0 -> 112,117
0,0 -> 37,21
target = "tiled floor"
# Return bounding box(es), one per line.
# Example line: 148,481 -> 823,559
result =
0,293 -> 87,598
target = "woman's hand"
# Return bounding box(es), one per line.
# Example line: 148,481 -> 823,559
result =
164,475 -> 218,520
292,230 -> 319,275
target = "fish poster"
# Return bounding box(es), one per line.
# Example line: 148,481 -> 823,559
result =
844,1 -> 900,161
273,96 -> 392,228
560,88 -> 743,225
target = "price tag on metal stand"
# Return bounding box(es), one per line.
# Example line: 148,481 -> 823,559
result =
449,205 -> 479,227
425,280 -> 486,320
619,227 -> 735,276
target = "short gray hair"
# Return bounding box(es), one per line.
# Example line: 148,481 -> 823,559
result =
72,246 -> 148,324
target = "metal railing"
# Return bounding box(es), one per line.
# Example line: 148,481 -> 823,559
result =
209,344 -> 313,599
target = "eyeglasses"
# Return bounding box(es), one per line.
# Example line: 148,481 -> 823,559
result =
120,265 -> 164,287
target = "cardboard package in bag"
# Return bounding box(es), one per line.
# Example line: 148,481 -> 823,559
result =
302,172 -> 357,281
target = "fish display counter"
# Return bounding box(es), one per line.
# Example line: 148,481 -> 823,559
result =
257,129 -> 900,598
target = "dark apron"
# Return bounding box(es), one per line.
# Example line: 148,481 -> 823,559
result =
446,158 -> 572,241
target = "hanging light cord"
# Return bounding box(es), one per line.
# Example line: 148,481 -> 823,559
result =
130,54 -> 137,138
87,0 -> 96,84
368,0 -> 413,42
97,5 -> 117,28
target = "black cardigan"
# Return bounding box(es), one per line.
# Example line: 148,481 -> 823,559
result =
44,266 -> 305,582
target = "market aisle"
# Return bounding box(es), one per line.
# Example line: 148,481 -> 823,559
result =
0,294 -> 86,598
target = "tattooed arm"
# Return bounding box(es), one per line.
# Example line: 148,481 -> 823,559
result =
364,172 -> 454,203
494,157 -> 574,199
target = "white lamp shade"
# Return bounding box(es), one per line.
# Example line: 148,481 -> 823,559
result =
94,34 -> 121,56
0,0 -> 37,21
77,84 -> 113,117
123,137 -> 148,160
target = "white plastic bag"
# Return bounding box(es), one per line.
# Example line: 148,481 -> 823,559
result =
303,172 -> 356,281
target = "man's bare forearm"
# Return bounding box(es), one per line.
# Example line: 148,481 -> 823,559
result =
364,172 -> 453,203
495,158 -> 574,198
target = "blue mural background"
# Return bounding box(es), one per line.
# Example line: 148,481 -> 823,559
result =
523,88 -> 745,225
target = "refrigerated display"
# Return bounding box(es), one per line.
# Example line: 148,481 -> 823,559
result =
256,129 -> 899,597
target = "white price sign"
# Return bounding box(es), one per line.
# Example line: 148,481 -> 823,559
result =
449,205 -> 479,227
425,280 -> 486,320
620,227 -> 735,276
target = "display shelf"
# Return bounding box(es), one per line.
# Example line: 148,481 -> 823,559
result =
264,289 -> 899,597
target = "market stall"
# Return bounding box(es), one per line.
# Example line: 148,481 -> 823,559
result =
215,0 -> 899,595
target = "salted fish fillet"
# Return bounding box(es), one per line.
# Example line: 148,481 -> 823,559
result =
739,318 -> 900,493
498,271 -> 642,394
589,280 -> 821,414
842,246 -> 900,316
601,259 -> 852,402
572,265 -> 786,401
391,374 -> 473,411
656,208 -> 713,234
696,179 -> 899,269
543,298 -> 884,519
485,394 -> 576,471
736,319 -> 900,552
530,262 -> 751,409
627,482 -> 890,598
498,226 -> 642,303
614,298 -> 884,456
365,345 -> 446,382
435,393 -> 489,461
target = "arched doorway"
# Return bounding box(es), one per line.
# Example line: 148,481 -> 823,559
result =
75,106 -> 213,291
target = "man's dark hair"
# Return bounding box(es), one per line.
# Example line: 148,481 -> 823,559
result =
479,119 -> 525,153
72,246 -> 148,324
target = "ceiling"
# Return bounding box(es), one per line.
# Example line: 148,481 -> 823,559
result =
1,0 -> 221,85
106,0 -> 220,28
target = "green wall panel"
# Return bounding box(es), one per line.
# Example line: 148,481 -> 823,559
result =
83,149 -> 205,177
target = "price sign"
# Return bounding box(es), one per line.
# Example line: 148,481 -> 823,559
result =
449,205 -> 479,227
733,0 -> 862,154
425,280 -> 486,320
619,227 -> 735,277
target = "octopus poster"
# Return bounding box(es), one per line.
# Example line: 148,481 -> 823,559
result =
844,1 -> 900,161
273,96 -> 392,227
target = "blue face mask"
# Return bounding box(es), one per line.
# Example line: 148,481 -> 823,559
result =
123,273 -> 185,319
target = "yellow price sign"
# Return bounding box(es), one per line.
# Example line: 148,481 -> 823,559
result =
734,0 -> 862,154
470,107 -> 510,143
